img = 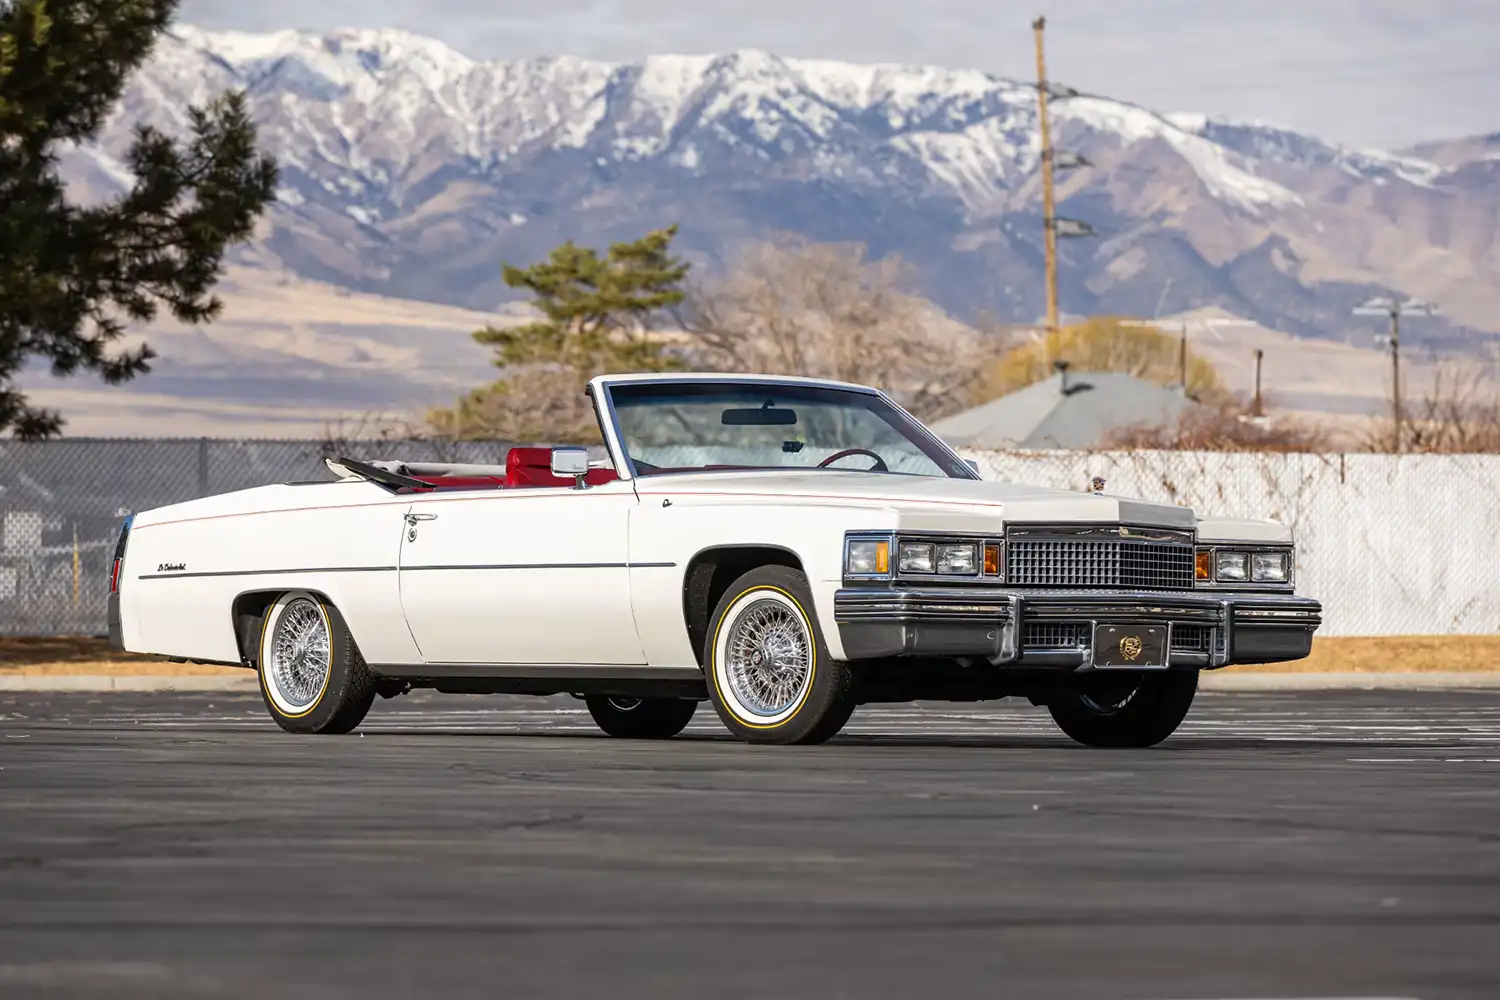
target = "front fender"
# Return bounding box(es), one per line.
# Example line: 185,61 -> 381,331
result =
627,500 -> 899,665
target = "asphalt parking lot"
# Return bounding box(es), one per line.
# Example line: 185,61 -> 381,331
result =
2,689 -> 1499,1000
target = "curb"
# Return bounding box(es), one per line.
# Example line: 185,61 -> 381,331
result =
1199,672 -> 1500,692
0,674 -> 258,692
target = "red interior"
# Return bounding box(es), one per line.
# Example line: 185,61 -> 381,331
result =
505,446 -> 617,487
405,447 -> 618,490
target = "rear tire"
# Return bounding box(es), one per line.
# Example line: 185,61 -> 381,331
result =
256,591 -> 376,734
703,565 -> 855,745
585,696 -> 697,739
1048,670 -> 1198,748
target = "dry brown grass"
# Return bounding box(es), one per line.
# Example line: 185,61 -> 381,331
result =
0,637 -> 240,676
1229,636 -> 1500,673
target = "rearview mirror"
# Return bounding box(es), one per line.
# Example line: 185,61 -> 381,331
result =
550,446 -> 590,488
722,404 -> 797,425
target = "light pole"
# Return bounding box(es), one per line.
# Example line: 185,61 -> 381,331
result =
1352,296 -> 1437,452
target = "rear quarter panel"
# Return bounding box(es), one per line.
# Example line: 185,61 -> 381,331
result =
121,482 -> 421,665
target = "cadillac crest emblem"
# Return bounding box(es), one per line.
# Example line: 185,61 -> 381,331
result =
1091,476 -> 1106,495
1119,635 -> 1144,661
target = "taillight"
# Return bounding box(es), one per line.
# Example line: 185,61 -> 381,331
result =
110,515 -> 132,593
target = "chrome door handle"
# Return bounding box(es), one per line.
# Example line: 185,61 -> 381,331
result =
405,512 -> 438,524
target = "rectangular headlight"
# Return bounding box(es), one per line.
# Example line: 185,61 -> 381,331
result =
898,541 -> 935,573
936,543 -> 977,575
845,539 -> 889,576
1251,550 -> 1290,583
1214,550 -> 1248,582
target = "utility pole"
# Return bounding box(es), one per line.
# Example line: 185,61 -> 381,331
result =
1252,349 -> 1264,417
1032,16 -> 1059,356
1178,322 -> 1188,392
1353,296 -> 1437,453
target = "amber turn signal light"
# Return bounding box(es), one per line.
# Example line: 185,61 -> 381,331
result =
1195,550 -> 1211,581
984,543 -> 1001,576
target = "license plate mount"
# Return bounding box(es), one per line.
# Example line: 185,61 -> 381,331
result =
1091,624 -> 1169,668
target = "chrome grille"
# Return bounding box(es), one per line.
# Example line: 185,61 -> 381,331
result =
1007,538 -> 1196,590
1170,625 -> 1213,653
1022,622 -> 1088,650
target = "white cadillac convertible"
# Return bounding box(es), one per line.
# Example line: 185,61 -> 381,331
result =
108,373 -> 1321,746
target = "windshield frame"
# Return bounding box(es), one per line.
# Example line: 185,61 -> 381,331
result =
588,375 -> 981,482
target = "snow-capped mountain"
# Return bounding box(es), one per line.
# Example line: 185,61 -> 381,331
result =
70,25 -> 1500,341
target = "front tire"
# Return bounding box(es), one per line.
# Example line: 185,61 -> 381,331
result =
585,696 -> 698,739
703,565 -> 856,745
257,591 -> 376,734
1048,670 -> 1198,748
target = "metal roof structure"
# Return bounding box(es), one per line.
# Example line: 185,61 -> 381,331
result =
930,370 -> 1198,450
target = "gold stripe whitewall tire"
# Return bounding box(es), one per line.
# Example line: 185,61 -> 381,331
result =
256,590 -> 377,735
704,565 -> 856,745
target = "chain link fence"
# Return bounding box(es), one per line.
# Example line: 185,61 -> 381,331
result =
0,439 -> 1491,638
0,438 -> 515,637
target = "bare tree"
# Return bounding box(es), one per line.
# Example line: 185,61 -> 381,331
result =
425,367 -> 604,445
682,235 -> 1011,420
317,410 -> 429,460
1359,357 -> 1500,453
1105,399 -> 1332,453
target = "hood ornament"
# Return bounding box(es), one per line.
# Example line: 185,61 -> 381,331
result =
1090,476 -> 1106,495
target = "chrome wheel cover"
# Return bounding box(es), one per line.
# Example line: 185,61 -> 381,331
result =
724,597 -> 812,718
267,599 -> 331,711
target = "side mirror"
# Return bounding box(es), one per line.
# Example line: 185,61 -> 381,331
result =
550,446 -> 590,489
962,458 -> 980,477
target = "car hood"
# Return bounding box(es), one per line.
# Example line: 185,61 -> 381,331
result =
629,470 -> 1197,530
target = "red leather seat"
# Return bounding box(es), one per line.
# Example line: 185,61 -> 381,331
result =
504,447 -> 618,488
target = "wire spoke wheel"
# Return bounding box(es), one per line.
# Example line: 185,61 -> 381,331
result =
705,567 -> 856,745
724,597 -> 813,718
267,598 -> 332,712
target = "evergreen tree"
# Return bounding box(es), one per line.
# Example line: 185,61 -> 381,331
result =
0,0 -> 277,436
429,226 -> 690,442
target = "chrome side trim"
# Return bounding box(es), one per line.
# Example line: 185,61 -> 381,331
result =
1231,605 -> 1323,625
834,588 -> 1018,624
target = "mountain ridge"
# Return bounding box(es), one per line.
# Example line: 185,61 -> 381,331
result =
62,24 -> 1500,344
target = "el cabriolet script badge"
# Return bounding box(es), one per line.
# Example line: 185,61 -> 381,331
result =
157,563 -> 185,573
1119,635 -> 1144,661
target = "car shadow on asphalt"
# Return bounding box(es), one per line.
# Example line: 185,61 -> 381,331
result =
343,728 -> 1439,753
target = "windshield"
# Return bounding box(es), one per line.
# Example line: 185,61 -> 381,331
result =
605,382 -> 972,478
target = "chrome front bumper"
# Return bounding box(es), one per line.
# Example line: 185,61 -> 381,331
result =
832,587 -> 1323,668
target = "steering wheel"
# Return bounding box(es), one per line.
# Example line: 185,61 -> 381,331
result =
818,448 -> 889,472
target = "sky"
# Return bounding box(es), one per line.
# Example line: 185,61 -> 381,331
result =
177,0 -> 1497,152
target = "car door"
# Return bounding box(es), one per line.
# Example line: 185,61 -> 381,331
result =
396,481 -> 647,665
